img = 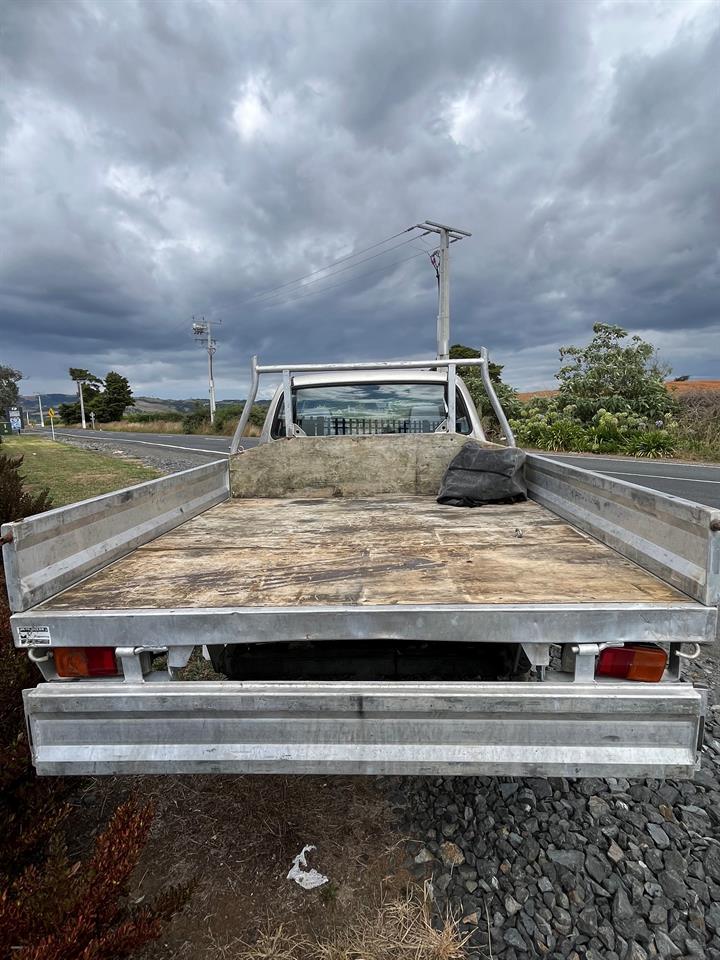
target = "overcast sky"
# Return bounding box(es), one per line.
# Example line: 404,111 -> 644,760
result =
1,0 -> 718,401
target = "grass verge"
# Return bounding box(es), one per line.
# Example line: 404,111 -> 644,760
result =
1,434 -> 160,506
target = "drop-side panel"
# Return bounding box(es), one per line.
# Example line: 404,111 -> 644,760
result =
24,680 -> 704,778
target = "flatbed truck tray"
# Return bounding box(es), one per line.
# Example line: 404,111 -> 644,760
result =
4,435 -> 718,778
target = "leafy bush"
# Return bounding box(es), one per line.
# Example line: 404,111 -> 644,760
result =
0,799 -> 189,959
0,454 -> 187,958
0,453 -> 52,522
510,324 -> 678,456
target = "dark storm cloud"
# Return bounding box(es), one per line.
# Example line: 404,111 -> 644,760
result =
1,0 -> 718,399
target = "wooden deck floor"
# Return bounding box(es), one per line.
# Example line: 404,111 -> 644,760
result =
42,496 -> 690,610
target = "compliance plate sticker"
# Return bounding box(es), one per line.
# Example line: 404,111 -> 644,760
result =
17,625 -> 51,645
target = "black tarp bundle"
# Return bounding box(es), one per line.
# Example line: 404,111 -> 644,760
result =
437,441 -> 527,507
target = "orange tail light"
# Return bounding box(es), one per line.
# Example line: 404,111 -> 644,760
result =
596,644 -> 667,682
54,647 -> 119,678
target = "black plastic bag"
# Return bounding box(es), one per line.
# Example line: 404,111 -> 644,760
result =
437,441 -> 527,507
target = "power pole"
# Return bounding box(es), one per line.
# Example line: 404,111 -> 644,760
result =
78,380 -> 87,429
38,394 -> 45,427
416,220 -> 472,360
192,316 -> 222,424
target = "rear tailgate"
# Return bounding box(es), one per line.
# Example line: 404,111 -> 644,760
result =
24,679 -> 705,778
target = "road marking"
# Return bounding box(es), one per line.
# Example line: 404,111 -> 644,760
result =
607,471 -> 718,485
558,455 -> 720,474
53,431 -> 229,457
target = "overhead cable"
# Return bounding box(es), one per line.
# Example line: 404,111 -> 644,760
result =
244,226 -> 423,304
258,248 -> 432,310
251,232 -> 430,306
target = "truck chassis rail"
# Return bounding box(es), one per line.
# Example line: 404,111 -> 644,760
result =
24,680 -> 705,778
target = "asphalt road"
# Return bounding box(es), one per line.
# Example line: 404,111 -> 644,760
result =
546,453 -> 720,509
44,428 -> 719,508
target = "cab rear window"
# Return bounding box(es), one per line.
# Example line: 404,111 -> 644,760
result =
272,382 -> 472,437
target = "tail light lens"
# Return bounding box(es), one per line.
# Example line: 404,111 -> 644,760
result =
596,644 -> 667,682
54,647 -> 119,678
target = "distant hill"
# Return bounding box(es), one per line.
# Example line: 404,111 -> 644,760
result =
19,394 -> 259,418
20,393 -> 77,409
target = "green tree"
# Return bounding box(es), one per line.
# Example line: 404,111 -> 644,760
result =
509,324 -> 678,457
0,365 -> 22,417
555,322 -> 675,422
92,371 -> 134,422
449,343 -> 522,434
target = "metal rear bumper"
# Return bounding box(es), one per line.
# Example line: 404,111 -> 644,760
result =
24,680 -> 705,778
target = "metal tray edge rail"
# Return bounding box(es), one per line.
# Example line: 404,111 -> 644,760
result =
23,680 -> 705,778
2,459 -> 230,613
11,601 -> 718,649
526,454 -> 720,607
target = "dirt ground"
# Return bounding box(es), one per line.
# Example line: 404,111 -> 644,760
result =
64,773 -> 462,960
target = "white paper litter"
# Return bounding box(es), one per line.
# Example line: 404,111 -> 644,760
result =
287,844 -> 328,890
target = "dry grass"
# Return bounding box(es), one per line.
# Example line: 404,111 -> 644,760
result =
93,420 -> 186,433
235,891 -> 469,960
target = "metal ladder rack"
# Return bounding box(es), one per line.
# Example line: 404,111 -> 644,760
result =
230,349 -> 516,453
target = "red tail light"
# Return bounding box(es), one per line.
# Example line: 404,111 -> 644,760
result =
54,647 -> 119,678
596,644 -> 667,682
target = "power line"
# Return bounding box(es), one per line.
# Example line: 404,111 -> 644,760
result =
243,226 -> 424,304
250,232 -> 430,306
258,248 -> 433,310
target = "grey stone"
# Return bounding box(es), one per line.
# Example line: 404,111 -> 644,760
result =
414,847 -> 435,864
646,823 -> 670,849
537,876 -> 553,893
608,840 -> 625,864
613,887 -> 634,921
503,926 -> 526,949
588,796 -> 611,819
705,901 -> 720,933
504,894 -> 522,916
625,941 -> 648,960
648,902 -> 667,925
704,844 -> 720,882
659,870 -> 686,902
547,848 -> 583,870
586,851 -> 610,884
577,905 -> 599,937
653,930 -> 683,958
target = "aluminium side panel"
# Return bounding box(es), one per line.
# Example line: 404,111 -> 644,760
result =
2,459 -> 230,613
526,455 -> 720,606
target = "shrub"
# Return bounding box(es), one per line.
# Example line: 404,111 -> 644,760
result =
0,799 -> 189,959
672,389 -> 720,460
0,454 -> 187,958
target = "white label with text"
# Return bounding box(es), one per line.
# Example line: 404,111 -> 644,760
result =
17,625 -> 51,645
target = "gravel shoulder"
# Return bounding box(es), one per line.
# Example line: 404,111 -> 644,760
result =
55,434 -> 218,475
385,648 -> 720,960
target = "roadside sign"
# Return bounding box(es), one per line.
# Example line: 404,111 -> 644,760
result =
9,406 -> 21,434
48,407 -> 57,440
